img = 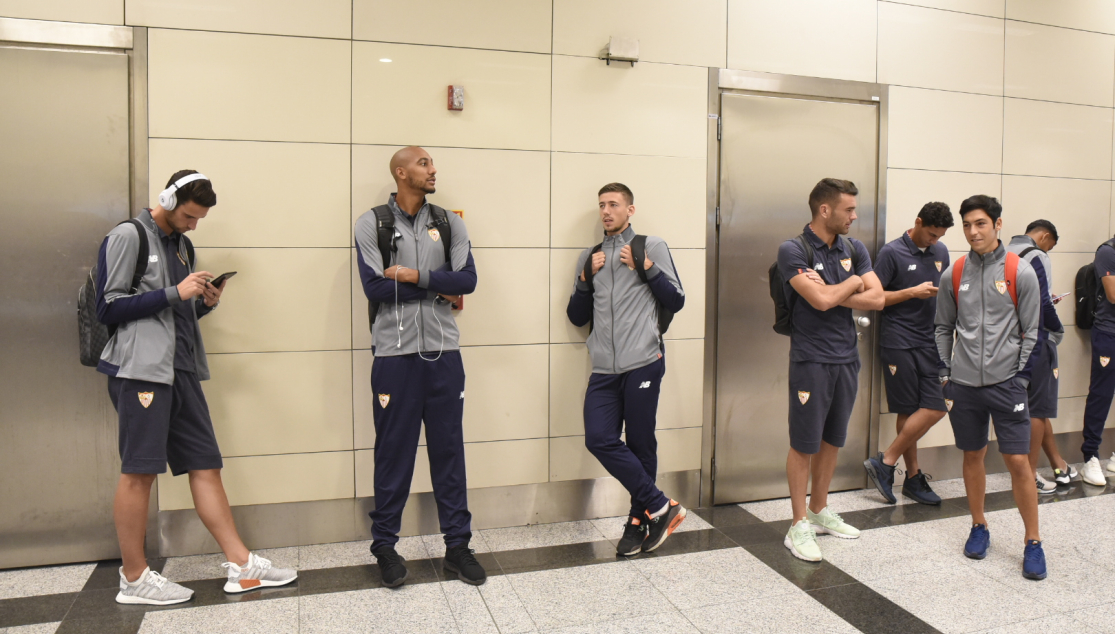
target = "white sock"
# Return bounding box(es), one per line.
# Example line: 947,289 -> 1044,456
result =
649,501 -> 670,519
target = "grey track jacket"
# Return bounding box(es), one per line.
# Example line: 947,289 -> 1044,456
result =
96,210 -> 211,384
935,241 -> 1041,387
354,195 -> 476,357
566,225 -> 685,375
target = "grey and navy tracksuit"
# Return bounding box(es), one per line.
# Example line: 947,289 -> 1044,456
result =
1082,241 -> 1115,461
875,232 -> 949,415
1007,235 -> 1063,419
935,241 -> 1041,455
96,209 -> 222,476
776,225 -> 873,454
355,194 -> 477,551
566,225 -> 685,519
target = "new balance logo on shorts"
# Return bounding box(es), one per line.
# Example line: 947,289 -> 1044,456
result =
1013,403 -> 1025,412
638,381 -> 651,389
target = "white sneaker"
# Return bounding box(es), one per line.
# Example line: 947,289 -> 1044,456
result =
115,567 -> 193,605
222,552 -> 298,593
1108,453 -> 1115,474
1081,457 -> 1107,487
1036,474 -> 1057,494
1053,465 -> 1078,485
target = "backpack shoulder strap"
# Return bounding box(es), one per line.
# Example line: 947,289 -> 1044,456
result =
182,233 -> 195,270
839,236 -> 861,270
584,243 -> 604,293
1018,246 -> 1039,260
429,205 -> 454,267
1005,251 -> 1020,307
372,205 -> 395,270
124,219 -> 148,293
795,234 -> 814,273
952,255 -> 966,305
631,235 -> 650,285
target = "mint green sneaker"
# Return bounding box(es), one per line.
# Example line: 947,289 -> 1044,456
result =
784,518 -> 822,562
808,507 -> 860,539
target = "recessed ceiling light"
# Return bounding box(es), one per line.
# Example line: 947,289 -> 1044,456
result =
379,58 -> 392,63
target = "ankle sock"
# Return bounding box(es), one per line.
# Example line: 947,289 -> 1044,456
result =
649,501 -> 669,519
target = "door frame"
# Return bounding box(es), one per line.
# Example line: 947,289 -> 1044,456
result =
700,68 -> 890,507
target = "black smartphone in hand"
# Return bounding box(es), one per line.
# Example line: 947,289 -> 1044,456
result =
209,271 -> 237,287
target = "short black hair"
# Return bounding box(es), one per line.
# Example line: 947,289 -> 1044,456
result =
958,194 -> 1001,222
166,169 -> 216,208
598,182 -> 633,205
1025,219 -> 1058,242
917,201 -> 953,228
808,178 -> 858,216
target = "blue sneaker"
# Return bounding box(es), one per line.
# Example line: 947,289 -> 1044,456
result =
1022,540 -> 1047,580
863,452 -> 897,504
964,523 -> 990,559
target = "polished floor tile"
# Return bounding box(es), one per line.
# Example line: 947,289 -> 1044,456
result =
439,581 -> 499,634
506,561 -> 672,630
820,525 -> 954,582
475,575 -> 537,634
492,541 -> 619,575
682,587 -> 861,634
542,611 -> 699,633
136,596 -> 297,634
158,547 -> 296,583
739,486 -> 916,522
632,546 -> 796,610
807,582 -> 939,634
480,521 -> 606,552
975,612 -> 1099,634
1066,601 -> 1115,634
298,536 -> 426,571
0,593 -> 76,629
0,564 -> 96,600
299,583 -> 457,634
0,622 -> 62,634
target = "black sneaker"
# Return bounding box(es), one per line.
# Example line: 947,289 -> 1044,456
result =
901,470 -> 942,505
616,516 -> 648,556
371,545 -> 408,588
641,500 -> 686,553
444,544 -> 486,586
864,452 -> 897,504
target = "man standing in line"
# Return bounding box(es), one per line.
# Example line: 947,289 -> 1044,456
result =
97,171 -> 297,604
566,182 -> 688,556
1007,220 -> 1077,492
935,195 -> 1046,580
864,202 -> 953,505
777,178 -> 883,562
355,147 -> 485,587
1079,231 -> 1115,486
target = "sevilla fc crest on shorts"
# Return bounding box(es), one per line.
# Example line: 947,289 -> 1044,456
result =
428,227 -> 441,242
1102,357 -> 1111,368
378,393 -> 391,408
798,391 -> 810,405
935,261 -> 942,272
888,365 -> 897,375
945,399 -> 954,411
1053,368 -> 1059,379
840,258 -> 851,272
137,392 -> 154,409
995,280 -> 1007,294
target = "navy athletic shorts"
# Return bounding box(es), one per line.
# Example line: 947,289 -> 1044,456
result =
944,378 -> 1031,455
881,346 -> 947,415
107,371 -> 223,475
1028,338 -> 1059,419
788,360 -> 860,454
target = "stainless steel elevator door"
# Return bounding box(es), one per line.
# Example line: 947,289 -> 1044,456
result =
0,46 -> 132,567
713,92 -> 878,504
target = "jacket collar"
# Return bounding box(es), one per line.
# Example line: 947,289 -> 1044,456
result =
1009,234 -> 1036,249
969,240 -> 1006,264
902,230 -> 927,256
388,193 -> 428,220
603,224 -> 636,244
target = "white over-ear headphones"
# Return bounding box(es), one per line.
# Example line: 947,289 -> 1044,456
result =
158,173 -> 209,210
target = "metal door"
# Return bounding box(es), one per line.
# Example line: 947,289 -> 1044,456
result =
713,92 -> 879,503
0,44 -> 133,567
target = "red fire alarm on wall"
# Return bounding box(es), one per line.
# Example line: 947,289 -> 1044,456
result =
448,85 -> 464,111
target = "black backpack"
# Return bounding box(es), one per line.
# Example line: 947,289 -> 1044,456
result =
78,219 -> 149,366
1075,238 -> 1115,330
582,235 -> 675,336
366,205 -> 452,333
769,233 -> 860,336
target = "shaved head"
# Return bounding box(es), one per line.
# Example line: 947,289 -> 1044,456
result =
390,146 -> 429,179
390,146 -> 436,196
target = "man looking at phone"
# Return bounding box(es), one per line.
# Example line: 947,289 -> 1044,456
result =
96,170 -> 297,605
864,202 -> 953,505
1007,220 -> 1076,492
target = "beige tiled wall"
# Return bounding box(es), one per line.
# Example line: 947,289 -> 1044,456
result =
35,0 -> 1106,511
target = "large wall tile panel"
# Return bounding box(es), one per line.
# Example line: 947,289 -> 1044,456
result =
550,249 -> 589,344
662,249 -> 706,340
1005,21 -> 1115,107
727,0 -> 876,82
150,139 -> 350,248
1002,99 -> 1113,180
206,351 -> 353,456
549,435 -> 609,481
0,0 -> 121,24
148,29 -> 350,143
197,248 -> 351,353
1005,0 -> 1115,35
456,248 -> 550,346
882,0 -> 1004,18
350,144 -> 550,248
880,412 -> 957,450
549,343 -> 591,438
656,428 -> 702,472
160,451 -> 355,510
352,42 -> 550,151
552,0 -> 727,67
466,439 -> 549,489
1058,328 -> 1091,398
1000,176 -> 1111,253
885,168 -> 1003,252
459,345 -> 549,443
551,56 -> 707,158
878,3 -> 1004,95
550,153 -> 706,250
353,0 -> 552,54
126,0 -> 350,39
888,87 -> 1004,174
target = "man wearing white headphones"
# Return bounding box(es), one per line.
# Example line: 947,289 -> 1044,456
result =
96,170 -> 297,605
354,147 -> 483,588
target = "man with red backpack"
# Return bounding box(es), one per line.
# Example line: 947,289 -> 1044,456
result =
935,195 -> 1046,580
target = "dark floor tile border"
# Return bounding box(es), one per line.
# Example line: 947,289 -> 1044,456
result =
0,592 -> 77,629
54,613 -> 145,634
807,582 -> 942,634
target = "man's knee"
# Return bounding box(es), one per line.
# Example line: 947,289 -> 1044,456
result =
120,472 -> 157,488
